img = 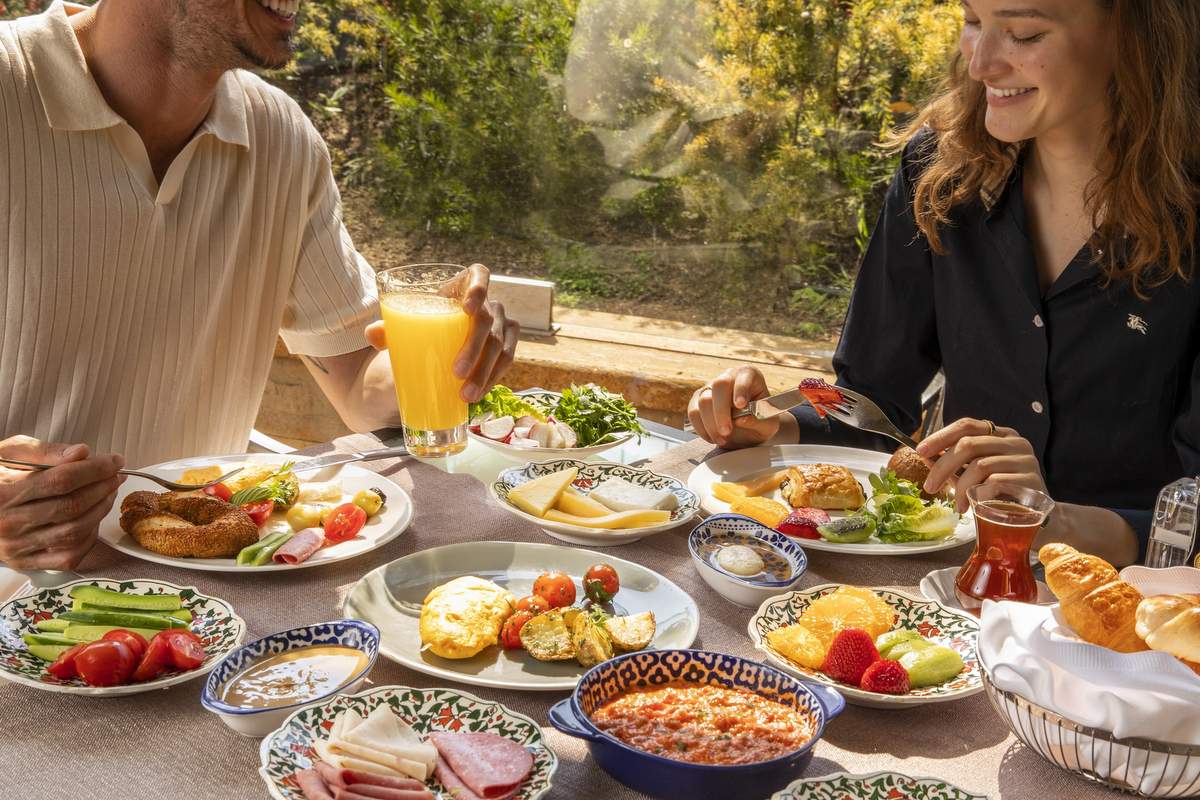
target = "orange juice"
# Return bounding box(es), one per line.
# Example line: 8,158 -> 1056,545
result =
381,291 -> 470,435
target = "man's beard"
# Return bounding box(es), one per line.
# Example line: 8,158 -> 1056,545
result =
234,33 -> 293,70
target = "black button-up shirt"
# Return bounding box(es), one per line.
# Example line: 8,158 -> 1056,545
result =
793,134 -> 1200,551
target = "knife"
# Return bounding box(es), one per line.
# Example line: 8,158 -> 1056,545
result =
682,387 -> 807,433
290,445 -> 411,473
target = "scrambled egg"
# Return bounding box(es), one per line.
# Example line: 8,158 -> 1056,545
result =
419,576 -> 514,659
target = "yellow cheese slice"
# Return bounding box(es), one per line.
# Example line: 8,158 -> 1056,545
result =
507,467 -> 578,517
543,508 -> 672,529
556,487 -> 611,518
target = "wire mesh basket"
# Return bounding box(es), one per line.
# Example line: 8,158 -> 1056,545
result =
982,668 -> 1200,797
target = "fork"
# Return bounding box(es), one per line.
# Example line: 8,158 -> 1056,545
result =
0,458 -> 244,492
811,386 -> 920,450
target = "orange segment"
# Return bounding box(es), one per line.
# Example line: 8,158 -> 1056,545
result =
730,496 -> 790,529
711,482 -> 748,504
743,469 -> 789,497
766,623 -> 827,670
798,586 -> 896,644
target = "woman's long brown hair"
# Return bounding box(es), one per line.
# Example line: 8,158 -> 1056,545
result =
901,0 -> 1200,295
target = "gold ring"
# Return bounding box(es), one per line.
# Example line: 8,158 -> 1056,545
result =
983,419 -> 996,436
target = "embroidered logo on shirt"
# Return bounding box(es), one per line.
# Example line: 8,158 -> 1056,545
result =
1127,314 -> 1148,335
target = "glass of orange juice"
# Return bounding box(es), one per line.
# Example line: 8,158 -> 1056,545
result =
377,264 -> 472,457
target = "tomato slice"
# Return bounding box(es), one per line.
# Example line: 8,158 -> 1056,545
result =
100,629 -> 149,660
323,502 -> 367,544
132,634 -> 172,682
241,499 -> 274,527
46,643 -> 87,680
74,640 -> 136,687
161,630 -> 206,670
202,482 -> 233,502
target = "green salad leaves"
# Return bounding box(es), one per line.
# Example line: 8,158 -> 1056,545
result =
469,384 -> 645,447
469,386 -> 548,423
862,468 -> 959,543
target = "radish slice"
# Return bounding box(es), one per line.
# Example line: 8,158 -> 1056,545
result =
513,425 -> 533,439
509,436 -> 538,448
516,415 -> 541,428
480,415 -> 515,440
470,412 -> 495,426
530,422 -> 556,447
548,427 -> 566,449
555,423 -> 578,448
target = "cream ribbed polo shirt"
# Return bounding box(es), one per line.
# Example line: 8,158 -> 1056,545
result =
0,2 -> 380,467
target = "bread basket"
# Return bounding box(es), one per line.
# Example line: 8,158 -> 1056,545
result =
982,666 -> 1200,797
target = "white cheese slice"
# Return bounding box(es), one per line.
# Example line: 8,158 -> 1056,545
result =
589,477 -> 678,513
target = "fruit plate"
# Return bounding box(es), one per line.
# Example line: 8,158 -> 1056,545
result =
492,459 -> 700,547
0,578 -> 245,696
98,452 -> 414,572
687,444 -> 976,555
468,389 -> 635,463
747,583 -> 982,708
259,684 -> 558,800
342,541 -> 701,691
771,771 -> 987,800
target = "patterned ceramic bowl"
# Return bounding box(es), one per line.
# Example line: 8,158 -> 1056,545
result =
201,619 -> 379,738
492,459 -> 700,546
0,577 -> 244,697
748,584 -> 983,709
688,514 -> 808,607
259,684 -> 558,800
468,389 -> 635,462
548,649 -> 844,800
771,770 -> 987,800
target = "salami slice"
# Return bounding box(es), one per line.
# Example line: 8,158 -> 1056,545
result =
295,768 -> 334,800
429,733 -> 532,799
273,529 -> 325,564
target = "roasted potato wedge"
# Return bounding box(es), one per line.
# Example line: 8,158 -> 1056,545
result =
572,613 -> 614,667
604,611 -> 656,651
519,610 -> 576,661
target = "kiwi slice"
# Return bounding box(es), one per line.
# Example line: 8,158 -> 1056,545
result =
816,515 -> 876,543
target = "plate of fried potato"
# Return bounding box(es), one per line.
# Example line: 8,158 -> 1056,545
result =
342,541 -> 700,691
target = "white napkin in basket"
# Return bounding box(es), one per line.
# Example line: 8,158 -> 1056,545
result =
979,599 -> 1200,745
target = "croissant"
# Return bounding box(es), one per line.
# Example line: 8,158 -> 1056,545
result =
1038,543 -> 1149,653
1136,594 -> 1200,673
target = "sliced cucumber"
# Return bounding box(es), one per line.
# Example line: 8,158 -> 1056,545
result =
59,610 -> 184,630
73,601 -> 191,622
21,631 -> 76,647
63,624 -> 162,643
35,618 -> 71,633
69,585 -> 181,612
816,515 -> 877,543
26,643 -> 71,662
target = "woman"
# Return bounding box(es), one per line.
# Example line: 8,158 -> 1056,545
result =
689,0 -> 1200,566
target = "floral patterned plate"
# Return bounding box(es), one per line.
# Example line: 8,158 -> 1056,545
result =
772,771 -> 988,800
493,459 -> 699,546
258,684 -> 558,800
748,584 -> 982,708
0,578 -> 245,696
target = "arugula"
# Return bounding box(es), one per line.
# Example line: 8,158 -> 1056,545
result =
469,386 -> 548,423
549,384 -> 646,447
229,462 -> 297,508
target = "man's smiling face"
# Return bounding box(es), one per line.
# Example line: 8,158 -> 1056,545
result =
172,0 -> 301,71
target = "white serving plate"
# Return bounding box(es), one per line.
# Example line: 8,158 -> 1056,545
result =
342,541 -> 700,691
99,453 -> 413,572
919,566 -> 1054,611
688,444 -> 975,555
468,389 -> 634,462
491,459 -> 699,546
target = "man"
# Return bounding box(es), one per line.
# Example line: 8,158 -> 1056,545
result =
0,0 -> 519,569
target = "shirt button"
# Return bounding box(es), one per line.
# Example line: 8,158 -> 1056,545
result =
1031,401 -> 1044,414
1033,314 -> 1044,328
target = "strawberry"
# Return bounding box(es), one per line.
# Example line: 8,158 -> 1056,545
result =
821,628 -> 880,685
860,659 -> 911,694
776,507 -> 830,539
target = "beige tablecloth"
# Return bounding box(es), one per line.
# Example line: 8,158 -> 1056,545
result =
0,435 -> 1127,800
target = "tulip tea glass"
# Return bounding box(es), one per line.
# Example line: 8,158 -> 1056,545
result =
954,482 -> 1054,615
377,264 -> 471,457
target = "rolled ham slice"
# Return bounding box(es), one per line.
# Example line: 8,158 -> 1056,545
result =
273,529 -> 325,564
339,771 -> 427,791
333,788 -> 433,800
429,733 -> 533,800
295,768 -> 334,800
315,761 -> 347,789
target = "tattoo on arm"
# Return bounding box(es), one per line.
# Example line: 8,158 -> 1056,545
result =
304,355 -> 330,375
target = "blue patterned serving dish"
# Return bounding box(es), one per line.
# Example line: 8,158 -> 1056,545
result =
201,619 -> 379,737
548,649 -> 844,800
688,514 -> 808,607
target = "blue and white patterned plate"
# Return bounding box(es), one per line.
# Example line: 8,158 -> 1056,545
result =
772,771 -> 988,800
689,514 -> 808,607
259,684 -> 558,800
0,578 -> 245,696
493,459 -> 700,546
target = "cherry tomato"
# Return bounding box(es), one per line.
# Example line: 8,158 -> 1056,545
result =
241,499 -> 274,527
323,502 -> 367,544
132,634 -> 172,682
515,594 -> 550,614
500,610 -> 534,650
532,572 -> 576,609
46,643 -> 86,680
100,629 -> 148,660
160,630 -> 206,670
583,564 -> 620,603
202,482 -> 233,502
74,640 -> 136,687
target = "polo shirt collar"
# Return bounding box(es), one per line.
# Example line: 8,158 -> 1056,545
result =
19,1 -> 249,149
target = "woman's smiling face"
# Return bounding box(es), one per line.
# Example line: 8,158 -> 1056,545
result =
960,0 -> 1116,144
